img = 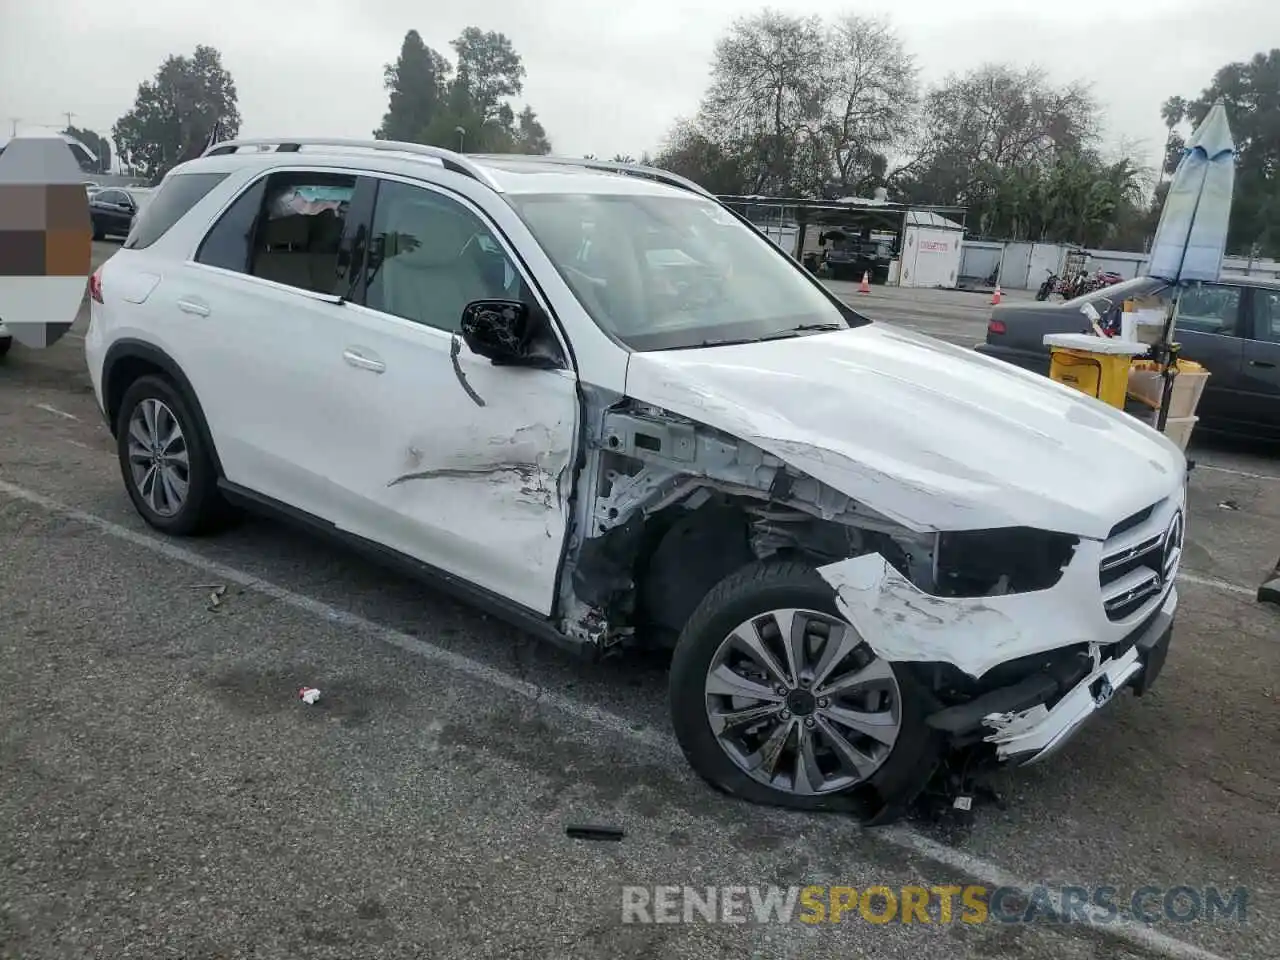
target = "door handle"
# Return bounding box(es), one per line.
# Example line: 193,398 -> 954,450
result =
1248,359 -> 1276,369
343,348 -> 385,373
176,298 -> 210,317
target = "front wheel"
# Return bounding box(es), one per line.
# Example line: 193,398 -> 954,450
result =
668,560 -> 940,818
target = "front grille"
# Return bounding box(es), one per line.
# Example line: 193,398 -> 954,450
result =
1098,499 -> 1182,622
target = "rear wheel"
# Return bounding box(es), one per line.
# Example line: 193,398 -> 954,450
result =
0,337 -> 10,358
669,560 -> 940,817
115,375 -> 228,535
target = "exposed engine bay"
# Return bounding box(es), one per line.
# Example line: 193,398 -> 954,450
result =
557,396 -> 1081,659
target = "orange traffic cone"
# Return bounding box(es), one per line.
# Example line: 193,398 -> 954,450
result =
991,285 -> 1002,305
858,271 -> 871,294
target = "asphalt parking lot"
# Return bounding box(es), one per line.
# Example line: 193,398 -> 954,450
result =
1,243 -> 1277,959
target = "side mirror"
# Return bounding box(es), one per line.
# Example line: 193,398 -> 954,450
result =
459,299 -> 534,365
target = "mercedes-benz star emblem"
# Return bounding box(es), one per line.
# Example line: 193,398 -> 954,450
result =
1161,511 -> 1184,585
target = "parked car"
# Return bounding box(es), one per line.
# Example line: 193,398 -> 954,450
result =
84,140 -> 1188,820
89,186 -> 153,240
820,230 -> 893,282
977,275 -> 1280,441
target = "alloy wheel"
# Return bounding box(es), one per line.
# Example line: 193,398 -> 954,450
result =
704,608 -> 901,796
126,398 -> 190,518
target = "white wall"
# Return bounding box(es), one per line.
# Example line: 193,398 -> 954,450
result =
900,226 -> 962,288
961,239 -> 1280,288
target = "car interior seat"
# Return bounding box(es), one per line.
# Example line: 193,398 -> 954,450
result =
366,198 -> 492,332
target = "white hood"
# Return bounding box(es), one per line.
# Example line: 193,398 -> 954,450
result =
624,324 -> 1186,539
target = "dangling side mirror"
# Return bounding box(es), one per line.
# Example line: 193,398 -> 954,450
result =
459,299 -> 534,365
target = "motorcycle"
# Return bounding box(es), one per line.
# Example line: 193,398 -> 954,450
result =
1035,270 -> 1059,301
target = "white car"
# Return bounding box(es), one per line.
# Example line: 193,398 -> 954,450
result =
84,139 -> 1187,819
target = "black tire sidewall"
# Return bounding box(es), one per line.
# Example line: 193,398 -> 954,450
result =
669,561 -> 940,816
116,375 -> 220,535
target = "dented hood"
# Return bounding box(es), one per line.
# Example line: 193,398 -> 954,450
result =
624,323 -> 1185,539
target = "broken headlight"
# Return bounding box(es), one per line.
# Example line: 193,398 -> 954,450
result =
932,527 -> 1079,598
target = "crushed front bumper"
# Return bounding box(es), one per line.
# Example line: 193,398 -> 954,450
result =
974,590 -> 1174,764
818,543 -> 1179,767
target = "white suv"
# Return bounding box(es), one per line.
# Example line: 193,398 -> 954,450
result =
85,139 -> 1188,820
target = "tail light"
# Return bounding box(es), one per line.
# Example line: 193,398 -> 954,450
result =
88,267 -> 103,304
987,318 -> 1006,335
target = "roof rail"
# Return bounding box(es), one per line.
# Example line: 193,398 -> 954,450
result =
200,137 -> 503,191
470,154 -> 714,199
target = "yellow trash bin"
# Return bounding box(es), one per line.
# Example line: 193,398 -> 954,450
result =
1042,333 -> 1151,410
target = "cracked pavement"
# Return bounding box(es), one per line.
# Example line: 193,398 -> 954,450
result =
0,243 -> 1277,959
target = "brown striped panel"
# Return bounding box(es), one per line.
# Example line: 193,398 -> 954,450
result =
45,183 -> 90,231
0,229 -> 45,276
44,227 -> 93,276
0,184 -> 47,230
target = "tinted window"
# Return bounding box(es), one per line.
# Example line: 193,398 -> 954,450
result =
96,189 -> 124,205
1174,283 -> 1242,335
250,173 -> 356,294
196,177 -> 268,273
124,173 -> 227,249
1253,288 -> 1280,342
195,172 -> 355,295
363,179 -> 525,333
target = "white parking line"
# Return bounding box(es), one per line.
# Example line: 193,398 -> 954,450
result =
33,402 -> 80,421
1195,464 -> 1280,482
1177,571 -> 1258,597
0,478 -> 1235,960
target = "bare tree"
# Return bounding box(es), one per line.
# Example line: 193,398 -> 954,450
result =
698,10 -> 827,194
819,15 -> 918,196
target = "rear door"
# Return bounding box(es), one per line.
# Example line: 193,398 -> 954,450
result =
175,167 -> 373,523
1235,286 -> 1280,439
1169,281 -> 1248,425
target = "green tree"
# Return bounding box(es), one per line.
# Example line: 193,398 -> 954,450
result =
653,119 -> 750,194
112,45 -> 241,182
63,125 -> 111,174
1165,50 -> 1280,257
513,106 -> 551,154
450,28 -> 526,123
377,27 -> 551,155
374,30 -> 450,141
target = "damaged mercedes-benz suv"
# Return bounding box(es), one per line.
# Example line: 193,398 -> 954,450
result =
84,140 -> 1188,821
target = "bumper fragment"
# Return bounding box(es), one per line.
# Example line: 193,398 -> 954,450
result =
981,590 -> 1175,765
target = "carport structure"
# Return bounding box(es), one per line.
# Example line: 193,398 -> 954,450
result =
718,195 -> 969,288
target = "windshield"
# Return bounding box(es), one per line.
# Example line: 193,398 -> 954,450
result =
508,193 -> 862,350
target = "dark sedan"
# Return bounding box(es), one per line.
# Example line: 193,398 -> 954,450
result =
90,187 -> 153,241
976,275 -> 1280,441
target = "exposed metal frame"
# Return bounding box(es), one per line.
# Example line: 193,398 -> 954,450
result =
200,137 -> 504,191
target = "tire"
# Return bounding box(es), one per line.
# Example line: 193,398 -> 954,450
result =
669,559 -> 941,819
0,337 -> 10,358
115,374 -> 229,536
92,218 -> 105,241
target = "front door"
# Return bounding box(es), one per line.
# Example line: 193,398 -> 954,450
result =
1171,282 -> 1248,426
1237,286 -> 1280,440
328,176 -> 579,616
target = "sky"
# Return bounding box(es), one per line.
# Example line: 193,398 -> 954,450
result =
1,0 -> 1275,183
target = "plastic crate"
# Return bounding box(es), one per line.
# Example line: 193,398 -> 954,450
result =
1127,361 -> 1209,418
1162,415 -> 1199,451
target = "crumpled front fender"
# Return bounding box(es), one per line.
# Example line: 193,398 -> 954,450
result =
816,538 -> 1156,680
